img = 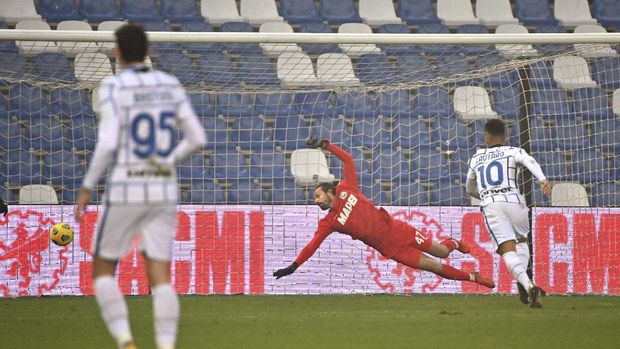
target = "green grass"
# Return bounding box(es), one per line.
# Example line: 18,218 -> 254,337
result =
1,295 -> 619,349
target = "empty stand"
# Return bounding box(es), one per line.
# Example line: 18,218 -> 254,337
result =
298,22 -> 340,54
74,52 -> 113,83
279,0 -> 321,24
277,52 -> 319,87
19,184 -> 59,204
319,0 -> 362,24
15,20 -> 59,56
552,56 -> 597,89
592,0 -> 620,26
337,23 -> 382,56
574,24 -> 618,57
475,0 -> 518,27
40,0 -> 81,22
259,22 -> 302,57
514,0 -> 556,26
359,0 -> 403,26
120,0 -> 161,21
316,53 -> 361,86
0,0 -> 41,25
56,20 -> 99,57
551,182 -> 590,206
200,0 -> 243,25
495,24 -> 538,58
554,0 -> 598,27
241,0 -> 283,25
161,0 -> 202,22
80,0 -> 122,22
436,0 -> 480,26
398,0 -> 440,25
453,86 -> 498,120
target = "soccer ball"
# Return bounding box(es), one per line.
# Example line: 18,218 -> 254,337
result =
50,222 -> 74,246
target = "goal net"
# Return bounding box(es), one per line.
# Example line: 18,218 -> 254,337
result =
0,28 -> 618,297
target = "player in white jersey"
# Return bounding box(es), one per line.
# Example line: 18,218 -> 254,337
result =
466,119 -> 552,308
74,24 -> 206,349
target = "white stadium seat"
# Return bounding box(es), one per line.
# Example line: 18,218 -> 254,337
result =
97,21 -> 126,56
437,0 -> 480,26
277,52 -> 319,87
0,0 -> 41,25
359,0 -> 403,26
551,182 -> 590,207
290,149 -> 336,186
200,0 -> 244,26
57,20 -> 99,57
75,52 -> 114,83
553,56 -> 598,89
19,184 -> 59,204
554,0 -> 598,28
453,86 -> 498,120
337,23 -> 382,57
475,0 -> 519,27
240,0 -> 283,26
15,20 -> 59,56
259,22 -> 302,57
317,53 -> 361,87
573,24 -> 618,58
495,24 -> 538,58
612,89 -> 620,117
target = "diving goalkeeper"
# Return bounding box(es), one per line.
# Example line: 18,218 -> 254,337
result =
273,137 -> 495,289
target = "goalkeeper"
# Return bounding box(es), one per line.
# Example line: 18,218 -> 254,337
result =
274,137 -> 495,289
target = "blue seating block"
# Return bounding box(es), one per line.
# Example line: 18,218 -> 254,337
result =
319,0 -> 362,24
28,117 -> 71,152
274,116 -> 311,150
591,181 -> 620,207
392,181 -> 428,206
209,152 -> 249,180
70,115 -> 97,151
593,0 -> 620,26
228,180 -> 264,203
279,0 -> 321,24
572,149 -> 611,183
196,51 -> 239,86
201,116 -> 232,150
376,89 -> 414,118
180,21 -> 221,53
355,53 -> 396,84
298,22 -> 340,54
187,180 -> 226,204
334,90 -> 376,119
80,0 -> 122,21
231,118 -> 275,150
8,83 -> 50,120
50,88 -> 95,119
40,0 -> 81,22
398,0 -> 440,25
591,57 -> 620,89
161,0 -> 202,22
395,117 -> 434,148
430,179 -> 469,206
255,92 -> 298,117
44,150 -> 85,189
515,0 -> 557,25
32,53 -> 75,82
530,89 -> 571,118
592,119 -> 620,152
120,0 -> 162,21
413,86 -> 453,118
572,87 -> 614,121
351,118 -> 391,148
249,151 -> 288,179
236,52 -> 279,85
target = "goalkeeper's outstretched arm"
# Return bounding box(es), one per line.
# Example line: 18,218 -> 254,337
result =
307,136 -> 358,188
273,224 -> 332,279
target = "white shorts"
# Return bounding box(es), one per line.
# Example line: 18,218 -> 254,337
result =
91,203 -> 176,261
480,202 -> 529,251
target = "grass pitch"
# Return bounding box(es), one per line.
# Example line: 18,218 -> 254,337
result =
1,295 -> 619,349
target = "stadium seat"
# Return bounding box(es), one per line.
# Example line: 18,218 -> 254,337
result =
614,89 -> 620,117
530,89 -> 571,118
330,147 -> 373,183
475,0 -> 518,27
416,23 -> 454,54
316,53 -> 360,87
249,151 -> 287,179
189,93 -> 216,117
551,182 -> 589,206
554,0 -> 598,28
355,53 -> 396,84
376,89 -> 414,118
495,24 -> 538,58
413,86 -> 453,118
19,184 -> 59,204
177,153 -> 208,184
453,86 -> 498,121
27,117 -> 70,152
359,0 -> 402,26
290,148 -> 336,185
0,117 -> 25,151
455,24 -> 494,54
492,85 -> 521,120
241,0 -> 283,26
236,52 -> 279,86
593,0 -> 620,26
268,179 -> 308,204
514,0 -> 556,26
527,61 -> 557,89
474,54 -> 518,88
32,53 -> 75,82
312,117 -> 353,146
337,23 -> 382,57
412,146 -> 450,180
436,55 -> 478,85
572,87 -> 614,121
120,0 -> 161,21
429,179 -> 469,206
215,90 -> 255,117
335,90 -> 376,119
394,116 -> 434,148
3,150 -> 44,185
138,21 -> 181,54
219,21 -> 261,54
200,116 -> 231,151
373,147 -> 411,181
56,20 -> 99,57
156,51 -> 199,84
277,52 -> 319,87
398,0 -> 440,25
533,24 -> 572,55
161,0 -> 202,22
97,21 -> 125,55
433,116 -> 470,150
573,24 -> 618,57
298,22 -> 340,54
259,22 -> 302,58
70,115 -> 97,151
319,0 -> 362,24
186,180 -> 226,204
179,21 -> 220,53
44,150 -> 85,188
8,83 -> 50,120
15,20 -> 59,56
592,118 -> 620,152
74,53 -> 113,83
254,92 -> 297,117
591,181 -> 620,207
359,180 -> 389,205
436,0 -> 480,26
231,118 -> 275,150
279,0 -> 320,24
591,57 -> 620,89
228,180 -> 265,204
376,24 -> 416,55
396,54 -> 435,82
0,20 -> 17,53
555,118 -> 590,150
0,0 -> 41,25
196,51 -> 238,86
80,0 -> 122,22
571,149 -> 611,183
351,118 -> 391,148
40,0 -> 80,22
50,88 -> 95,119
209,152 -> 249,180
392,181 -> 428,206
294,91 -> 335,117
532,151 -> 570,181
529,118 -> 558,152
552,56 -> 598,89
201,0 -> 243,25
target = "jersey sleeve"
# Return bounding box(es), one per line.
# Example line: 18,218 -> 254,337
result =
326,143 -> 358,188
465,158 -> 480,198
167,87 -> 206,164
294,220 -> 333,267
514,148 -> 547,181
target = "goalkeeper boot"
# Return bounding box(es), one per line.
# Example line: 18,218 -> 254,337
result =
528,284 -> 545,308
473,272 -> 495,289
456,239 -> 470,254
517,283 -> 529,305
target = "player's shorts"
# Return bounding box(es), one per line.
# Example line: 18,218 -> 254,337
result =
380,219 -> 432,268
91,203 -> 176,261
480,202 -> 529,251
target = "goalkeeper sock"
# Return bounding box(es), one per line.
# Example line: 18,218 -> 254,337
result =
516,242 -> 530,270
502,251 -> 533,290
440,238 -> 458,252
94,276 -> 133,347
153,283 -> 179,349
440,265 -> 471,281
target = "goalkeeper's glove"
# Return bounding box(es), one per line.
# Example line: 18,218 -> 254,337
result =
0,198 -> 7,217
273,262 -> 299,279
306,136 -> 329,150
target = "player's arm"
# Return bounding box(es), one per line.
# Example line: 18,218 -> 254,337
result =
273,223 -> 332,279
515,149 -> 552,196
465,161 -> 480,199
307,136 -> 358,188
167,90 -> 206,164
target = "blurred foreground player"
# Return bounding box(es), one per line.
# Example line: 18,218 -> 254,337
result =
274,137 -> 495,290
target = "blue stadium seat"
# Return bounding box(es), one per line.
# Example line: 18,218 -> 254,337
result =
70,115 -> 97,151
376,24 -> 416,55
572,87 -> 614,121
532,151 -> 570,181
475,54 -> 519,88
179,21 -> 220,53
376,89 -> 413,118
50,88 -> 95,119
433,116 -> 470,150
330,147 -> 373,183
189,93 -> 216,117
531,185 -> 550,207
120,0 -> 162,21
8,83 -> 50,120
392,181 -> 428,206
355,53 -> 395,84
280,0 -> 321,24
44,150 -> 85,189
0,21 -> 18,54
274,115 -> 311,150
448,147 -> 474,181
3,150 -> 44,186
200,116 -> 231,151
592,119 -> 620,152
530,89 -> 571,118
0,185 -> 14,205
27,117 -> 71,152
527,61 -> 558,89
334,90 -> 376,119
554,118 -> 590,150
398,0 -> 440,25
397,55 -> 435,83
591,57 -> 620,89
177,153 -> 209,185
319,0 -> 362,24
294,91 -> 336,117
412,146 -> 450,180
492,85 -> 521,120
161,0 -> 202,22
591,181 -> 620,207
571,149 -> 611,183
228,180 -> 264,203
40,0 -> 81,22
139,21 -> 180,53
236,52 -> 279,85
0,94 -> 7,120
196,51 -> 238,86
255,92 -> 298,117
209,152 -> 249,180
436,55 -> 478,85
249,151 -> 287,179
429,179 -> 469,206
395,116 -> 435,148
0,118 -> 25,151
534,24 -> 572,54
351,118 -> 391,148
373,147 -> 411,181
215,90 -> 255,117
413,86 -> 453,118
529,118 -> 558,152
514,0 -> 557,25
313,117 -> 352,146
187,180 -> 226,204
79,0 -> 122,21
593,0 -> 620,26
219,22 -> 261,54
298,22 -> 340,54
32,53 -> 75,82
269,179 -> 308,204
456,25 -> 494,54
231,118 -> 275,150
156,51 -> 199,84
417,23 -> 454,54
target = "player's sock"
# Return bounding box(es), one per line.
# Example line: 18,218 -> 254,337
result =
502,251 -> 533,290
440,238 -> 459,252
516,242 -> 530,270
440,264 -> 471,281
152,283 -> 179,349
94,276 -> 133,347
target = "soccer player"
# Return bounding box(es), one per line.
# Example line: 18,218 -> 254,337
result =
465,119 -> 552,308
74,24 -> 206,349
273,137 -> 495,290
